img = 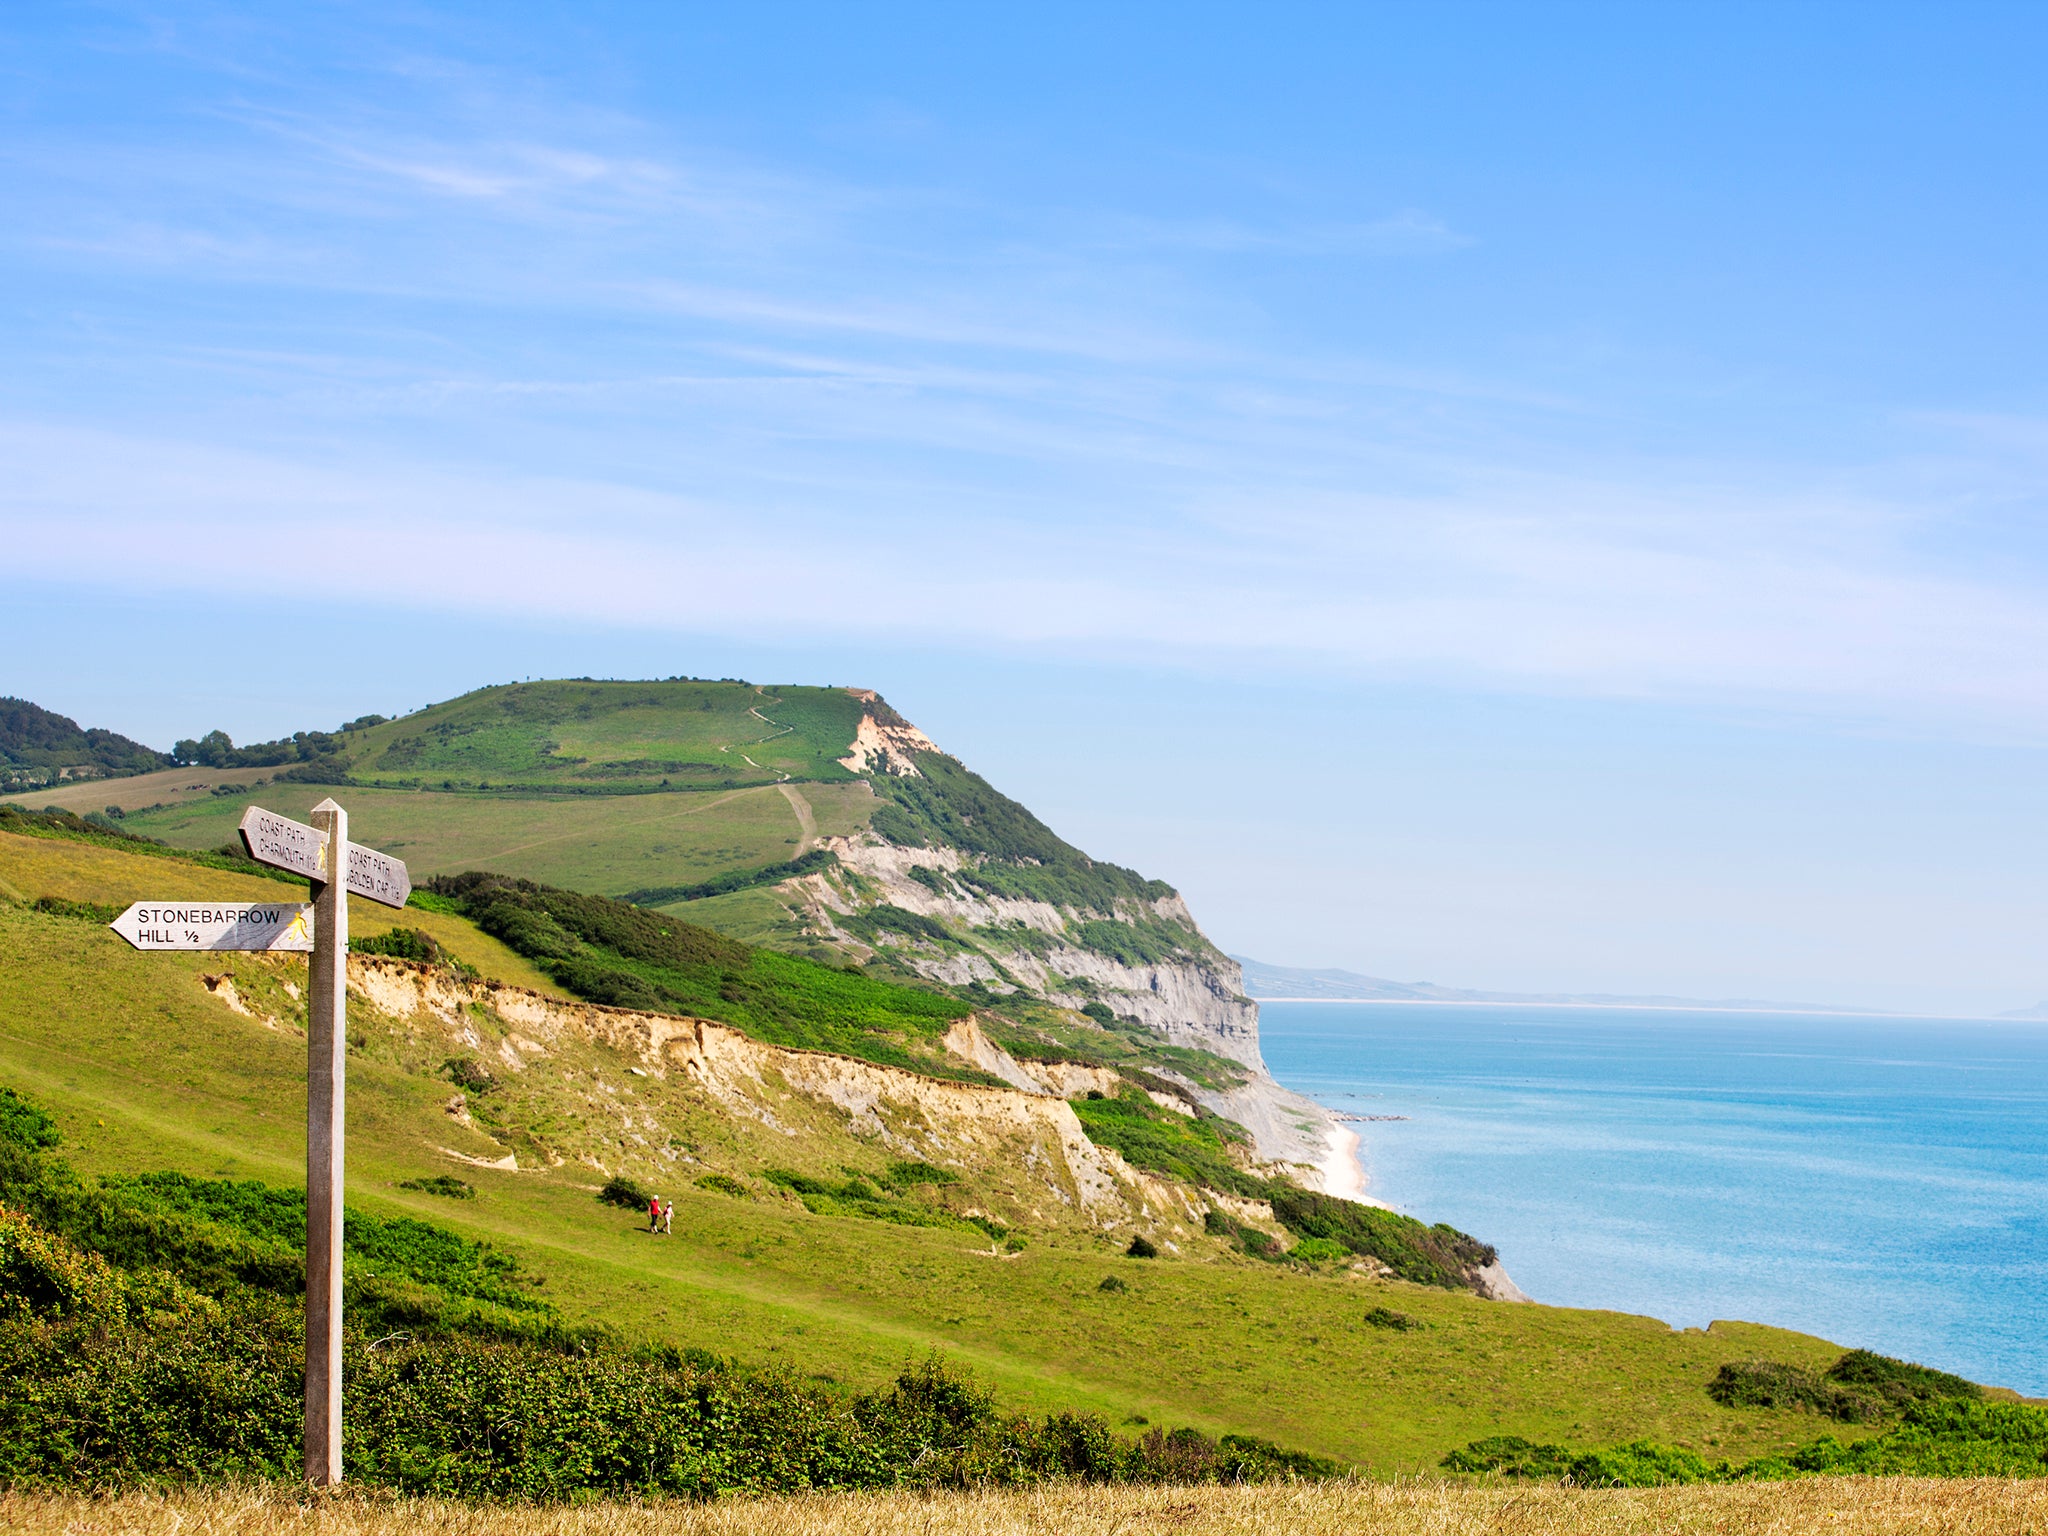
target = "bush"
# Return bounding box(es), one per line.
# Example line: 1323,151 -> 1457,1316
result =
1287,1236 -> 1351,1265
1267,1187 -> 1495,1291
1097,1275 -> 1128,1293
694,1174 -> 749,1199
354,927 -> 445,964
1707,1360 -> 1885,1423
445,1058 -> 497,1094
1125,1234 -> 1158,1258
397,1176 -> 475,1201
1362,1306 -> 1421,1332
1826,1348 -> 1982,1407
599,1176 -> 654,1212
29,896 -> 119,924
0,1088 -> 59,1152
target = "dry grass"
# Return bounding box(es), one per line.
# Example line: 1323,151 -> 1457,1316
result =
5,1480 -> 2044,1536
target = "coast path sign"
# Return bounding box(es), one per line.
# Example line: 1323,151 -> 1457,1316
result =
238,804 -> 412,908
109,799 -> 408,1489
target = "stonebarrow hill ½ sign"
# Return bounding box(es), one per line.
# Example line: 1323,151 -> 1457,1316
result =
108,799 -> 408,1488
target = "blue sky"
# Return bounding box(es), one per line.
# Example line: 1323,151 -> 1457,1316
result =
6,2 -> 2048,1014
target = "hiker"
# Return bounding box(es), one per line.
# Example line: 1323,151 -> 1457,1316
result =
661,1197 -> 673,1236
648,1193 -> 661,1232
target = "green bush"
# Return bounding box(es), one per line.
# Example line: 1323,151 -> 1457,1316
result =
1825,1348 -> 1982,1408
693,1174 -> 750,1199
1267,1187 -> 1495,1291
880,1159 -> 957,1191
1072,1090 -> 1268,1201
0,1087 -> 59,1152
1706,1360 -> 1885,1423
1287,1237 -> 1351,1266
1362,1306 -> 1422,1332
1125,1235 -> 1158,1259
29,896 -> 120,924
599,1176 -> 654,1212
353,927 -> 444,964
397,1176 -> 476,1201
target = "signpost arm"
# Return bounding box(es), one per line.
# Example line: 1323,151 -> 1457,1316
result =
306,798 -> 348,1486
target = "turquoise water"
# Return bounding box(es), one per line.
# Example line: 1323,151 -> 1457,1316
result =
1258,1002 -> 2048,1395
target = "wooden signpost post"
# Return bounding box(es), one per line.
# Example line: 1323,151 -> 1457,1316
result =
109,799 -> 409,1488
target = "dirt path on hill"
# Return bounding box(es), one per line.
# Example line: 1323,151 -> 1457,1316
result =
777,783 -> 818,854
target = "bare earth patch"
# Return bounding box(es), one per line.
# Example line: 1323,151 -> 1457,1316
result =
7,1479 -> 2046,1536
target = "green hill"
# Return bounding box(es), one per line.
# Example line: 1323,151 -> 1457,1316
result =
0,697 -> 169,794
0,815 -> 1913,1474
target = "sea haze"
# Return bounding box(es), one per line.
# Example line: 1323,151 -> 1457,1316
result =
1259,1002 -> 2048,1396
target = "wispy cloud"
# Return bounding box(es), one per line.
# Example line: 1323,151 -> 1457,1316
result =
4,19 -> 2045,740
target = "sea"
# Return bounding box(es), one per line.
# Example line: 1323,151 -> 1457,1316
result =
1258,1001 -> 2048,1397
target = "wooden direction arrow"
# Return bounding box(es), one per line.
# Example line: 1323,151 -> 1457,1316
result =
237,805 -> 411,908
109,900 -> 314,951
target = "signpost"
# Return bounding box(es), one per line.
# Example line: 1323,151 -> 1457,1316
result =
110,800 -> 408,1488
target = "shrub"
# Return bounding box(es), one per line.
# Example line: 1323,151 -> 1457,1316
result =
599,1175 -> 654,1212
353,927 -> 445,964
397,1176 -> 475,1201
880,1159 -> 958,1191
1707,1360 -> 1886,1423
1287,1236 -> 1351,1266
1267,1186 -> 1495,1291
1202,1207 -> 1283,1260
1826,1348 -> 1982,1407
1125,1234 -> 1158,1258
444,1058 -> 497,1094
29,896 -> 119,924
1363,1306 -> 1421,1332
694,1174 -> 749,1199
1097,1275 -> 1128,1293
0,1087 -> 59,1152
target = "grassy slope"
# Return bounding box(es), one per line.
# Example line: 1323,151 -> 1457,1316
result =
49,782 -> 874,900
0,829 -> 563,995
0,835 -> 1878,1474
339,681 -> 866,789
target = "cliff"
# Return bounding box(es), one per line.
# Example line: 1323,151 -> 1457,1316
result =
783,693 -> 1358,1197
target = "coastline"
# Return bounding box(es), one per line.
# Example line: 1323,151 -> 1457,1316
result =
1251,996 -> 2006,1021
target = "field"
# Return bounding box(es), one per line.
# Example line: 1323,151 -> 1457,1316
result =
1,777 -> 878,901
7,1479 -> 2045,1535
0,827 -> 1900,1475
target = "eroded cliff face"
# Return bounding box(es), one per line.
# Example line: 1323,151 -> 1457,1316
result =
338,956 -> 1289,1250
786,828 -> 1353,1196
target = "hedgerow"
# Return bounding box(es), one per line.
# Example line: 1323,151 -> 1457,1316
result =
1442,1392 -> 2048,1484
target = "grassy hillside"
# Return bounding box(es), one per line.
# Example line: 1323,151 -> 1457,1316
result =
0,828 -> 1911,1474
0,698 -> 168,794
332,680 -> 867,791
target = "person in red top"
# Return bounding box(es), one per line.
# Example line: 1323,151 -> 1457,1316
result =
648,1194 -> 661,1233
